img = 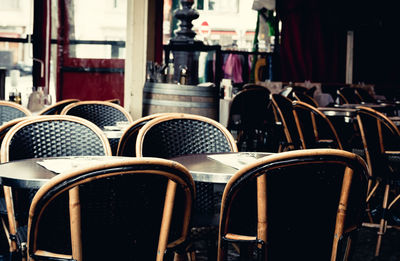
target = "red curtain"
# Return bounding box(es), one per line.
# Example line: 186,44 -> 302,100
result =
278,0 -> 346,83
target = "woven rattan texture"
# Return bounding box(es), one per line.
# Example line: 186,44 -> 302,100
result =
0,106 -> 27,126
221,160 -> 367,260
31,169 -> 190,260
142,119 -> 232,158
65,104 -> 129,128
8,120 -> 107,160
40,101 -> 78,115
141,118 -> 233,260
117,121 -> 149,157
271,94 -> 301,149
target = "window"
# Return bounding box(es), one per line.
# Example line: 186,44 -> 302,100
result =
69,0 -> 127,59
196,0 -> 238,13
1,0 -> 20,10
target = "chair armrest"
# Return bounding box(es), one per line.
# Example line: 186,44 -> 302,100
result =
385,151 -> 400,163
165,237 -> 191,260
221,233 -> 265,260
316,139 -> 335,146
223,233 -> 258,243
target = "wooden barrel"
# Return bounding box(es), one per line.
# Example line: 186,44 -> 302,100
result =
142,82 -> 219,120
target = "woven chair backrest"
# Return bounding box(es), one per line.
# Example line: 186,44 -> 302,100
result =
293,91 -> 318,107
1,115 -> 112,162
270,94 -> 301,150
39,99 -> 79,115
61,101 -> 133,129
227,86 -> 273,131
338,87 -> 362,104
27,158 -> 195,261
117,113 -> 176,157
218,149 -> 368,261
292,100 -> 342,149
356,106 -> 400,178
136,113 -> 238,158
0,101 -> 32,126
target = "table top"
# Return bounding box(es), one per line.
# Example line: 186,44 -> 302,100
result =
171,152 -> 273,183
319,103 -> 399,118
0,156 -> 126,189
318,106 -> 356,117
0,152 -> 273,189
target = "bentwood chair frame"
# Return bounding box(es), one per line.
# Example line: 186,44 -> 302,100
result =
226,86 -> 275,152
0,117 -> 32,145
135,113 -> 237,260
27,158 -> 195,261
0,115 -> 112,255
61,100 -> 133,129
292,100 -> 343,150
136,113 -> 238,158
0,101 -> 32,126
0,117 -> 32,250
354,88 -> 377,104
105,98 -> 121,105
270,94 -> 301,151
292,91 -> 319,107
217,149 -> 368,261
337,88 -> 362,105
356,106 -> 400,256
38,99 -> 79,115
116,113 -> 176,157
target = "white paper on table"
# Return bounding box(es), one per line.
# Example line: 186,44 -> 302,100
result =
36,157 -> 126,174
207,153 -> 260,169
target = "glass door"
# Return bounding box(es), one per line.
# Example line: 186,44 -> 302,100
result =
55,0 -> 127,104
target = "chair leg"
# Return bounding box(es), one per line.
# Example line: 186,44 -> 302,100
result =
187,250 -> 196,261
366,179 -> 380,223
374,183 -> 390,257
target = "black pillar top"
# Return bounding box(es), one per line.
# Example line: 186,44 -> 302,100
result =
170,0 -> 201,45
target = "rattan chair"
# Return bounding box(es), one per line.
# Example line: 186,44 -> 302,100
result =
116,113 -> 175,157
356,106 -> 400,257
0,117 -> 32,146
217,149 -> 368,261
27,158 -> 195,261
136,113 -> 238,260
136,113 -> 237,158
60,101 -> 133,129
270,94 -> 301,151
337,87 -> 362,105
226,86 -> 276,152
292,100 -> 343,150
354,88 -> 377,104
0,115 -> 112,256
0,101 -> 32,126
38,99 -> 79,115
293,91 -> 319,107
0,116 -> 32,254
105,98 -> 121,105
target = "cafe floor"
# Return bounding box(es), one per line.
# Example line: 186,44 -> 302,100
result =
352,227 -> 400,261
0,226 -> 399,260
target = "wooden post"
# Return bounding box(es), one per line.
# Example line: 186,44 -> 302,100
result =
345,31 -> 354,85
125,0 -> 148,120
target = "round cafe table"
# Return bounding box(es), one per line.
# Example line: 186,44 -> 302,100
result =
0,156 -> 127,189
171,152 -> 273,183
0,153 -> 273,189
